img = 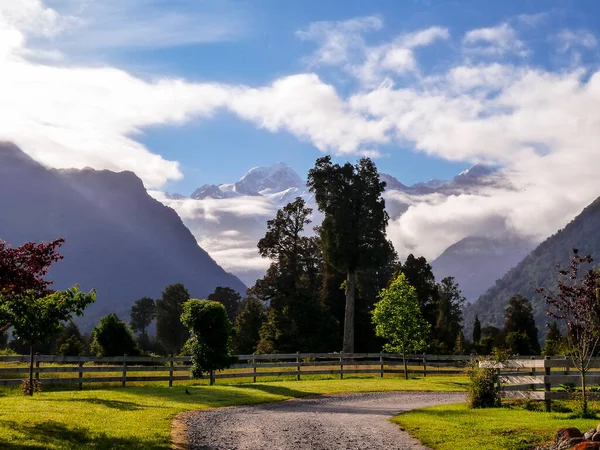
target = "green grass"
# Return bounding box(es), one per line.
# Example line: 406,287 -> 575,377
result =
0,375 -> 467,449
394,401 -> 600,450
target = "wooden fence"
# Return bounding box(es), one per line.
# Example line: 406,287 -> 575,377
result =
0,353 -> 472,390
480,356 -> 600,411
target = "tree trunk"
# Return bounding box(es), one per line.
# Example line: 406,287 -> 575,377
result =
342,270 -> 356,354
403,353 -> 408,380
209,369 -> 215,386
581,369 -> 588,415
29,345 -> 34,396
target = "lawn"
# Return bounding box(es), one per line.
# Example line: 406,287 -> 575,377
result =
394,401 -> 600,450
0,375 -> 467,449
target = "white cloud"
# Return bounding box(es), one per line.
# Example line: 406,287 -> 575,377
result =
463,23 -> 528,56
557,29 -> 598,52
516,12 -> 548,27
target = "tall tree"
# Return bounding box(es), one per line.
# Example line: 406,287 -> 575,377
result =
233,296 -> 266,354
156,283 -> 190,354
252,198 -> 328,353
208,287 -> 242,322
473,316 -> 482,344
537,249 -> 600,414
542,321 -> 563,356
433,277 -> 466,353
371,273 -> 430,379
308,156 -> 392,353
130,297 -> 156,334
181,299 -> 235,385
91,314 -> 139,357
396,254 -> 439,329
501,295 -> 540,354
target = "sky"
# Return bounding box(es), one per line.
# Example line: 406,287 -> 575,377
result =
2,0 -> 600,277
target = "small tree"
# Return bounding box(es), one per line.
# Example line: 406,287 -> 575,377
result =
0,287 -> 95,394
537,249 -> 600,414
130,297 -> 157,335
91,314 -> 139,357
181,299 -> 235,385
371,273 -> 430,379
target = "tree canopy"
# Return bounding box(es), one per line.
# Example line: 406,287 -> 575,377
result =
208,287 -> 242,323
130,297 -> 156,334
156,283 -> 190,354
91,314 -> 139,357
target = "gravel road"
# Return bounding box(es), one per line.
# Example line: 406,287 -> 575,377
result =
182,391 -> 465,450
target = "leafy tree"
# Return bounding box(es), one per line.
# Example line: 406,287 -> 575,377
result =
181,299 -> 235,385
500,295 -> 540,354
90,314 -> 139,357
156,283 -> 190,354
473,315 -> 482,344
208,287 -> 242,322
308,156 -> 392,352
233,296 -> 266,354
371,273 -> 430,379
130,297 -> 156,334
537,249 -> 600,414
542,321 -> 564,356
0,288 -> 95,394
54,321 -> 87,356
433,277 -> 465,353
396,255 -> 439,331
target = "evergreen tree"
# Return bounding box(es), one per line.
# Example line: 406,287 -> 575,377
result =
308,156 -> 392,352
208,287 -> 242,322
433,277 -> 465,353
156,283 -> 190,354
473,315 -> 482,344
91,314 -> 139,357
54,321 -> 87,356
501,295 -> 541,354
396,255 -> 439,330
233,296 -> 267,354
130,297 -> 156,334
542,321 -> 563,356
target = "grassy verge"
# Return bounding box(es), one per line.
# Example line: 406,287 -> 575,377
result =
0,375 -> 467,449
394,401 -> 600,450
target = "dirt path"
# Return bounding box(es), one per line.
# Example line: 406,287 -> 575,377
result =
181,391 -> 464,450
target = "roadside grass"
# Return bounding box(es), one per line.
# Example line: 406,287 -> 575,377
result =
0,375 -> 467,449
394,401 -> 600,450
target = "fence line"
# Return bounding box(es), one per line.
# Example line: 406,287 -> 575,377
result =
0,353 -> 472,389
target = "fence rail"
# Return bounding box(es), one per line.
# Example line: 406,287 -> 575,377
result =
0,353 -> 472,389
479,356 -> 600,411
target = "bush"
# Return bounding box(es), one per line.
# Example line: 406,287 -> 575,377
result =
466,360 -> 500,408
90,314 -> 139,357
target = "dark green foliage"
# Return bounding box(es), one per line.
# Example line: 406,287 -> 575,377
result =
500,295 -> 540,354
396,255 -> 439,330
54,321 -> 87,356
308,156 -> 392,352
466,360 -> 500,408
208,287 -> 242,322
433,277 -> 465,353
130,297 -> 156,334
542,321 -> 564,356
91,314 -> 139,357
180,299 -> 235,384
0,330 -> 7,348
465,196 -> 600,332
473,316 -> 482,344
156,283 -> 190,354
233,296 -> 266,354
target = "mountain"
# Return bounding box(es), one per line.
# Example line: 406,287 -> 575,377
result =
431,235 -> 535,303
464,196 -> 600,336
0,142 -> 246,329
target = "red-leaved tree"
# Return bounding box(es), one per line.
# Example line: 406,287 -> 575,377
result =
537,249 -> 600,414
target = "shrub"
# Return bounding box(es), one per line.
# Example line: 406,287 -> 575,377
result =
466,359 -> 500,408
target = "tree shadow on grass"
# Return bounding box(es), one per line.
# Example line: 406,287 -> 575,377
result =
45,397 -> 143,411
0,420 -> 163,449
235,383 -> 318,399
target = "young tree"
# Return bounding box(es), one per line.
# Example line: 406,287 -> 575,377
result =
181,299 -> 235,385
537,249 -> 600,414
208,287 -> 242,322
308,156 -> 392,353
371,273 -> 430,379
473,316 -> 482,344
130,297 -> 156,335
501,295 -> 540,354
233,296 -> 266,354
0,288 -> 95,393
91,314 -> 139,357
156,283 -> 190,354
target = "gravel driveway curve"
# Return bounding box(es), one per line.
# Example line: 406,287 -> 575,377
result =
181,391 -> 465,450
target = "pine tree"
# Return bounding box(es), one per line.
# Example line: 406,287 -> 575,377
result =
156,283 -> 190,354
473,315 -> 482,344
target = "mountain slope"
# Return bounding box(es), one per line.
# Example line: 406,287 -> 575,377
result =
0,142 -> 246,329
464,196 -> 600,334
432,235 -> 534,303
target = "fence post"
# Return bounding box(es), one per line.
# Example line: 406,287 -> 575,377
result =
78,361 -> 83,391
35,353 -> 40,381
423,353 -> 427,377
253,356 -> 257,383
340,355 -> 344,380
169,354 -> 174,387
296,352 -> 301,381
122,354 -> 127,388
530,356 -> 536,391
544,356 -> 552,412
380,354 -> 384,378
564,356 -> 570,376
